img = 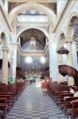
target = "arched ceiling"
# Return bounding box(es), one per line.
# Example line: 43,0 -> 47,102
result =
9,2 -> 57,29
69,16 -> 78,26
8,2 -> 56,14
19,29 -> 46,50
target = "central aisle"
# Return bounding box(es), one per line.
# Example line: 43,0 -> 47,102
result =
6,83 -> 68,119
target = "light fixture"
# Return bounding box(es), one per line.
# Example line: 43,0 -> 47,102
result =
25,56 -> 32,64
40,56 -> 46,64
57,46 -> 69,54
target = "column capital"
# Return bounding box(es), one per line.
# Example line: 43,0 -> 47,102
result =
65,41 -> 72,44
11,43 -> 18,48
2,47 -> 9,52
65,36 -> 72,42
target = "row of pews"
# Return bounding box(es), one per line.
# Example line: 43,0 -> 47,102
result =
0,80 -> 27,118
47,81 -> 78,119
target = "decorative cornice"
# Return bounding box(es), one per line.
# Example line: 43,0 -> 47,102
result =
2,47 -> 9,52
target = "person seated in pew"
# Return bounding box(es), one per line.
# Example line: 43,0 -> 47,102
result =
73,87 -> 78,97
69,86 -> 78,97
64,86 -> 76,100
69,86 -> 75,94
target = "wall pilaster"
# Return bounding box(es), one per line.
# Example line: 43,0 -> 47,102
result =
9,43 -> 17,83
2,47 -> 9,84
49,34 -> 58,81
57,54 -> 65,83
65,38 -> 74,86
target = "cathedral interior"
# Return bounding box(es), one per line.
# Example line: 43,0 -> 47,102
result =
0,0 -> 78,119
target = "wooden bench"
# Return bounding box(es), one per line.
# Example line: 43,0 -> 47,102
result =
71,100 -> 78,119
63,97 -> 78,116
0,98 -> 9,118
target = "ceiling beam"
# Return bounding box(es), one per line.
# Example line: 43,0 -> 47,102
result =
8,0 -> 57,3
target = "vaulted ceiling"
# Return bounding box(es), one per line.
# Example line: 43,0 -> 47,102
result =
19,29 -> 46,50
8,2 -> 56,14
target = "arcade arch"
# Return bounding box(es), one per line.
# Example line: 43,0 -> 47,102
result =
0,32 -> 9,84
9,2 -> 57,30
17,28 -> 50,80
17,27 -> 49,41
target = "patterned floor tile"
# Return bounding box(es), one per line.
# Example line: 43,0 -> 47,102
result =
5,83 -> 68,119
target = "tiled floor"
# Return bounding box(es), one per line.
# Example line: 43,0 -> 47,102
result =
5,83 -> 68,119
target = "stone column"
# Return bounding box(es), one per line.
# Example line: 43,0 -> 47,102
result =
66,41 -> 73,66
49,40 -> 58,81
2,47 -> 9,84
57,54 -> 63,65
65,40 -> 74,86
57,54 -> 65,83
10,43 -> 17,83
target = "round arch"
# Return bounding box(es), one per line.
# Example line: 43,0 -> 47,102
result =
0,31 -> 8,46
0,21 -> 8,46
9,2 -> 57,29
17,27 -> 49,41
56,32 -> 66,49
66,12 -> 78,36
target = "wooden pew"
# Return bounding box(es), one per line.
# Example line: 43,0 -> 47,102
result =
0,81 -> 27,118
0,92 -> 15,105
71,100 -> 78,119
63,97 -> 78,116
0,98 -> 9,118
0,95 -> 12,108
58,91 -> 73,108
